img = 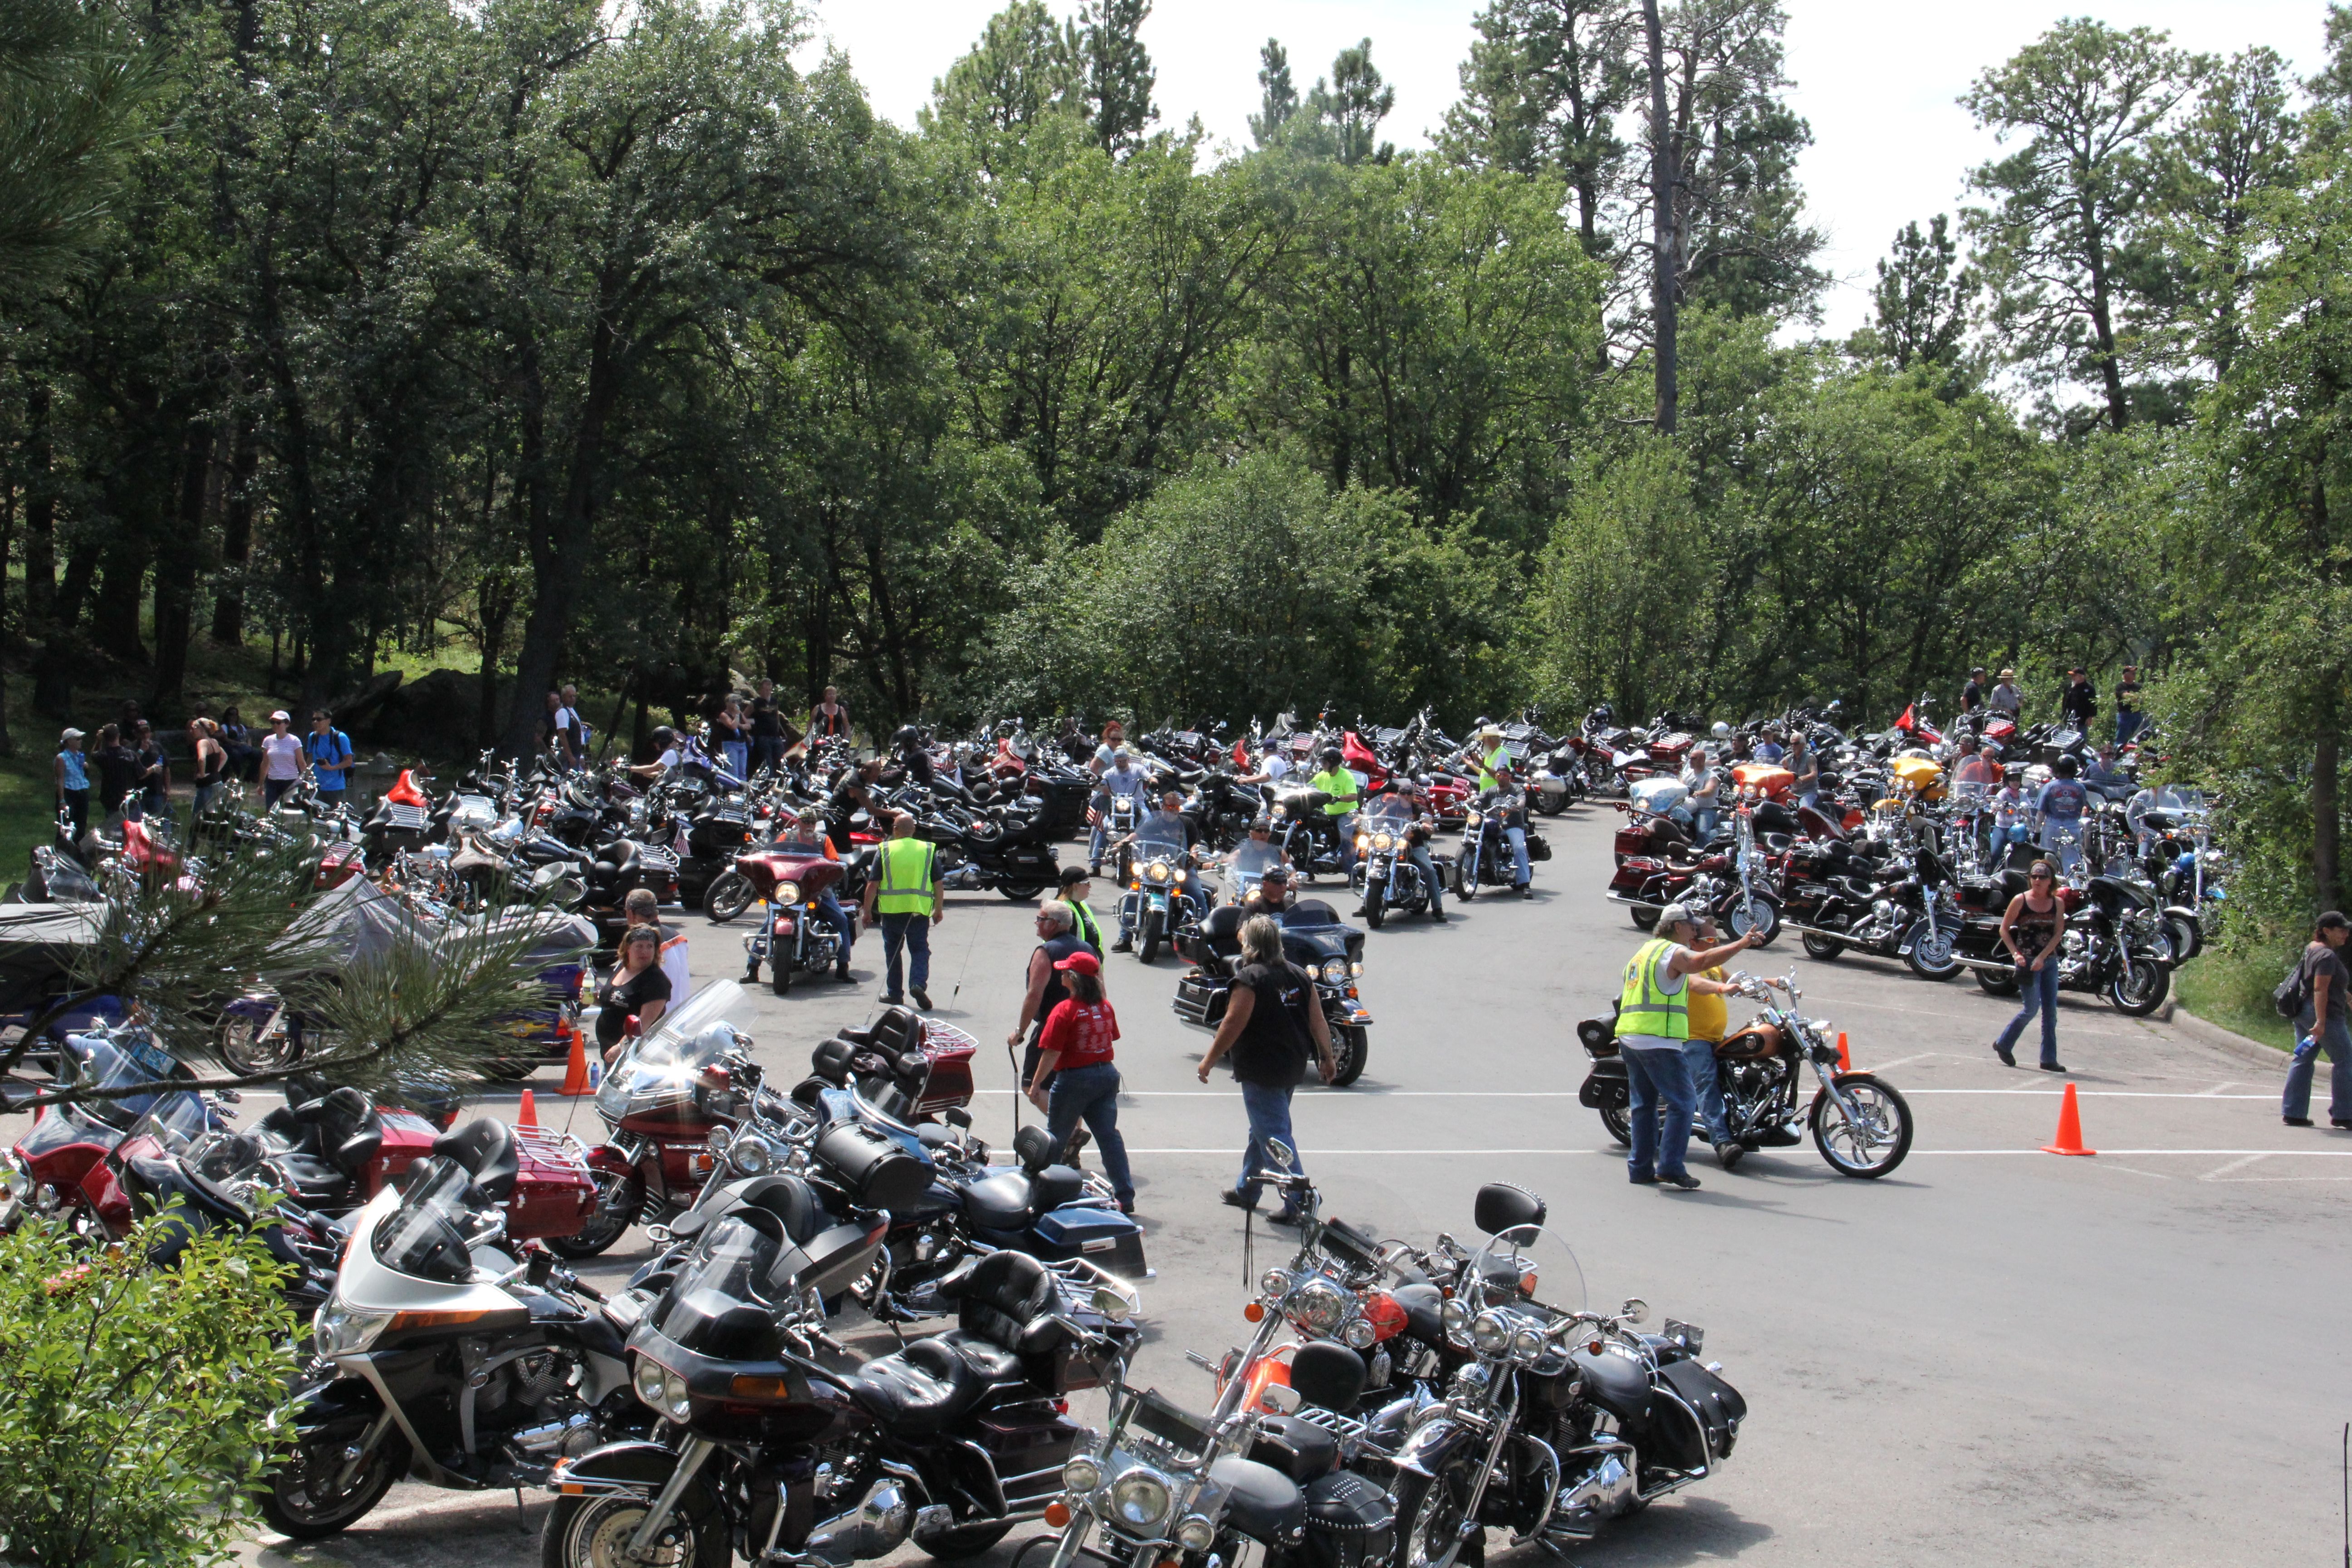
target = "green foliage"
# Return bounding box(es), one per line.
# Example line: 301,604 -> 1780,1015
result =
0,0 -> 163,301
1250,41 -> 1299,150
0,1211 -> 297,1566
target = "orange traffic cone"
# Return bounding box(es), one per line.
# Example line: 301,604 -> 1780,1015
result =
517,1088 -> 538,1129
1835,1031 -> 1854,1072
558,1030 -> 592,1097
2041,1082 -> 2096,1156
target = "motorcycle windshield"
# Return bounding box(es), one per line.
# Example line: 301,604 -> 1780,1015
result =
371,1156 -> 482,1284
1132,817 -> 1189,862
1228,841 -> 1284,882
127,1088 -> 214,1157
67,1032 -> 186,1132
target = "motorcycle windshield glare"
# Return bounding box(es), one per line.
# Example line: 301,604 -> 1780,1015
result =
372,1156 -> 481,1284
1228,841 -> 1285,883
66,1031 -> 188,1132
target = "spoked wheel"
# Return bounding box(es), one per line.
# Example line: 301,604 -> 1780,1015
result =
1809,1072 -> 1914,1178
258,1432 -> 406,1539
1905,926 -> 1960,980
540,1493 -> 728,1568
216,1013 -> 299,1077
1801,931 -> 1844,960
1599,1099 -> 1633,1147
703,872 -> 755,924
1328,1024 -> 1368,1088
2107,956 -> 2171,1017
1727,894 -> 1780,946
1391,1459 -> 1485,1568
544,1169 -> 643,1260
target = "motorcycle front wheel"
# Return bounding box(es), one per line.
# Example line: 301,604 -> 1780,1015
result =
1728,895 -> 1780,946
540,1492 -> 728,1568
216,1013 -> 300,1077
1364,880 -> 1386,930
702,872 -> 755,924
1329,1024 -> 1369,1088
1389,1458 -> 1486,1568
1139,909 -> 1165,966
1905,926 -> 1960,980
1809,1073 -> 1914,1178
544,1168 -> 643,1260
2107,956 -> 2171,1016
258,1431 -> 407,1539
2166,913 -> 2203,962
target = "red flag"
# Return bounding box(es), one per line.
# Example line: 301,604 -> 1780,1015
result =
1233,737 -> 1249,768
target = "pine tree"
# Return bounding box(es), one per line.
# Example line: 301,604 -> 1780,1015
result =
1250,39 -> 1298,147
1079,0 -> 1157,156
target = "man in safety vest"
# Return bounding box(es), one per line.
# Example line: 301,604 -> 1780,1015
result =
1308,746 -> 1361,874
861,813 -> 945,1009
1615,902 -> 1754,1190
1057,863 -> 1107,952
1475,725 -> 1510,791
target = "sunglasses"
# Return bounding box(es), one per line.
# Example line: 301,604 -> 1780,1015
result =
2029,871 -> 2053,881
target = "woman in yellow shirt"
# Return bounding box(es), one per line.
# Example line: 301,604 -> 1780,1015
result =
1681,917 -> 1746,1171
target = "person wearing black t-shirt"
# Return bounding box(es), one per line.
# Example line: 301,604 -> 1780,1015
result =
1960,667 -> 1986,715
596,926 -> 673,1060
1196,914 -> 1336,1224
91,723 -> 142,826
2113,664 -> 2145,745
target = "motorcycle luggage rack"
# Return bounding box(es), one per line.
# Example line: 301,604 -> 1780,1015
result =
1291,1404 -> 1367,1442
382,801 -> 430,832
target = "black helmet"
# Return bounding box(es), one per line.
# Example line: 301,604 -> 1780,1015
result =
1319,746 -> 1343,767
892,725 -> 922,749
2053,753 -> 2080,778
652,726 -> 676,745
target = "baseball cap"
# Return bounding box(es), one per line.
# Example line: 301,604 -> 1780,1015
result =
1656,902 -> 1696,930
270,710 -> 291,722
1052,950 -> 1102,975
1058,864 -> 1092,888
59,727 -> 83,742
1260,863 -> 1292,881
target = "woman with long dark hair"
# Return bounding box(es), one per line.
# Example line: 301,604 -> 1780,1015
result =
1992,859 -> 2068,1072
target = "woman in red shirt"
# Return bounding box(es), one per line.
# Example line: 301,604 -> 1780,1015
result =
1024,951 -> 1135,1213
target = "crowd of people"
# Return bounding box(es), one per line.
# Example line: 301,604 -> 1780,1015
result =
51,702 -> 356,843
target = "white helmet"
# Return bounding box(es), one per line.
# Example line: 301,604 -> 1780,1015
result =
1711,721 -> 1732,740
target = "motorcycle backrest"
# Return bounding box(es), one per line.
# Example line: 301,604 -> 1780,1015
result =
810,1037 -> 858,1084
1474,1182 -> 1547,1236
1013,1122 -> 1056,1172
431,1116 -> 519,1204
1289,1339 -> 1368,1413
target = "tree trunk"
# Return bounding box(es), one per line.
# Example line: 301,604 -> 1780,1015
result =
210,409 -> 258,643
1640,0 -> 1677,436
2317,687 -> 2342,916
151,419 -> 211,714
95,537 -> 152,664
21,374 -> 54,634
2081,207 -> 2128,432
475,571 -> 513,753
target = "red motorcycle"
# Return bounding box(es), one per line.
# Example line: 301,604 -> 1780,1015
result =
1340,730 -> 1392,794
733,846 -> 855,995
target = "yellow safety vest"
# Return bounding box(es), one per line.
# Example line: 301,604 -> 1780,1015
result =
875,837 -> 937,916
1478,744 -> 1508,792
1617,937 -> 1690,1039
1310,768 -> 1359,818
1064,896 -> 1104,951
1687,965 -> 1728,1043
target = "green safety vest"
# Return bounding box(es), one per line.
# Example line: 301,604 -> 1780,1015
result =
1478,743 -> 1508,792
1310,767 -> 1360,817
875,837 -> 938,916
1064,896 -> 1104,951
1616,937 -> 1690,1039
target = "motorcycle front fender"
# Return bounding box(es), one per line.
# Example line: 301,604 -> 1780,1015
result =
583,1144 -> 636,1179
1396,1415 -> 1484,1482
283,1375 -> 386,1443
551,1439 -> 714,1502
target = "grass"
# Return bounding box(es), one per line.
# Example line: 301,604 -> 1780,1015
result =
2175,941 -> 2297,1054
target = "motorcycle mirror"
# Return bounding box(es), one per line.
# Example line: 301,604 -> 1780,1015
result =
1092,1286 -> 1132,1323
213,1088 -> 242,1103
1263,1137 -> 1297,1173
1260,1382 -> 1303,1415
1619,1297 -> 1649,1325
945,1107 -> 973,1129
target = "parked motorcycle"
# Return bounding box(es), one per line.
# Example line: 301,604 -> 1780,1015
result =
1172,900 -> 1372,1087
1577,968 -> 1915,1176
1952,870 -> 2173,1016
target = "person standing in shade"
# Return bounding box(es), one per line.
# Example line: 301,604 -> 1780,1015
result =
2283,911 -> 2352,1129
862,813 -> 942,1009
1991,859 -> 2068,1072
1960,666 -> 1987,716
89,724 -> 139,828
809,684 -> 850,745
1009,901 -> 1098,1101
220,708 -> 259,781
2113,665 -> 2145,745
2060,668 -> 2099,734
132,721 -> 170,821
711,696 -> 749,783
1197,914 -> 1336,1225
1057,863 -> 1107,951
54,729 -> 89,844
1027,951 -> 1136,1214
305,710 -> 356,813
623,887 -> 691,1004
260,712 -> 304,807
1615,902 -> 1755,1191
187,719 -> 228,815
595,926 -> 672,1064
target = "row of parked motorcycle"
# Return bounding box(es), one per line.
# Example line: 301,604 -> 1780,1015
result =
0,978 -> 1741,1568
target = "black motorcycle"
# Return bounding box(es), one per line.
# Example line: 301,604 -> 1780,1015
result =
541,1220 -> 1140,1568
1453,788 -> 1550,899
1952,869 -> 2173,1015
911,796 -> 1060,901
1350,811 -> 1442,928
1172,899 -> 1372,1087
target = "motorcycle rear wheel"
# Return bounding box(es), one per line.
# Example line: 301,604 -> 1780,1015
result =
545,1168 -> 643,1260
540,1493 -> 729,1568
914,1521 -> 1014,1560
1533,787 -> 1566,817
2108,956 -> 2171,1016
1975,968 -> 2020,997
702,872 -> 755,924
480,1057 -> 539,1082
1809,1073 -> 1914,1178
1329,1024 -> 1369,1088
998,882 -> 1048,901
2165,913 -> 2202,962
1599,1101 -> 1633,1147
1629,905 -> 1657,930
1801,931 -> 1844,960
258,1432 -> 406,1539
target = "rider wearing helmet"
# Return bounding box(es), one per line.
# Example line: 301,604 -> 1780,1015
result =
625,725 -> 683,782
2035,752 -> 2092,872
1307,745 -> 1362,875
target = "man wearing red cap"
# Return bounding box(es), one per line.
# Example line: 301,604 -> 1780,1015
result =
1024,949 -> 1135,1214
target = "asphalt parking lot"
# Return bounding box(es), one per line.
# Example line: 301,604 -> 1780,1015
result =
34,805 -> 2334,1567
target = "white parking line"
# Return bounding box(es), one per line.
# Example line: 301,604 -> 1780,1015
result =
1117,1147 -> 2352,1157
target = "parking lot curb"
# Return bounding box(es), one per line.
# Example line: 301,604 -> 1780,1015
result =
2170,1005 -> 2288,1070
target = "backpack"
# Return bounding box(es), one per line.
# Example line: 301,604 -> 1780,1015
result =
2275,954 -> 2313,1019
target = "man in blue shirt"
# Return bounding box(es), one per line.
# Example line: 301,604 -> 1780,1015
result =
2034,754 -> 2092,872
305,710 -> 357,810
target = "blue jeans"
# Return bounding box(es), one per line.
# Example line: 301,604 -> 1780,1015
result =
2284,1016 -> 2352,1122
2116,711 -> 2144,745
879,911 -> 931,1000
1403,845 -> 1444,913
1623,1045 -> 1697,1180
722,740 -> 749,782
815,891 -> 854,961
2041,819 -> 2085,872
1046,1062 -> 1135,1203
1994,960 -> 2061,1065
1504,825 -> 1530,887
1680,1039 -> 1731,1146
1234,1079 -> 1304,1212
1690,808 -> 1719,842
1327,814 -> 1356,874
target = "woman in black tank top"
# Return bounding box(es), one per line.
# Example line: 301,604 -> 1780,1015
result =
1992,859 -> 2068,1071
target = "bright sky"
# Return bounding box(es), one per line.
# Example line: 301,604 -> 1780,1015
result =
804,0 -> 2331,338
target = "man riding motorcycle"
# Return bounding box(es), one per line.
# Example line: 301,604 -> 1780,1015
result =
1113,790 -> 1210,953
1354,779 -> 1446,924
1482,766 -> 1534,897
1307,745 -> 1361,874
769,807 -> 855,979
1089,748 -> 1152,875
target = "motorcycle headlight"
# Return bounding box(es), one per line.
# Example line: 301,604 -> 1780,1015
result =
1510,1326 -> 1548,1363
1440,1298 -> 1471,1346
1176,1514 -> 1216,1551
775,879 -> 801,906
1320,958 -> 1349,984
1465,811 -> 1482,828
1259,1268 -> 1291,1300
1350,960 -> 1363,977
313,1297 -> 396,1358
1376,833 -> 1396,852
634,1357 -> 693,1421
1345,1317 -> 1377,1349
632,1355 -> 668,1410
1109,1468 -> 1174,1529
1470,1310 -> 1510,1354
1147,862 -> 1171,883
1061,1455 -> 1102,1494
730,1134 -> 774,1176
1355,833 -> 1370,850
1289,1277 -> 1348,1335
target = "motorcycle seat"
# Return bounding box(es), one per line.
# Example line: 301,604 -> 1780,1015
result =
844,1336 -> 995,1432
433,1117 -> 519,1203
270,1152 -> 352,1201
1249,1414 -> 1340,1482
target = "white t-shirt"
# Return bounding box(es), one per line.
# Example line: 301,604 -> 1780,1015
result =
1622,943 -> 1690,1053
658,927 -> 691,1002
553,706 -> 581,746
262,732 -> 304,780
656,747 -> 681,771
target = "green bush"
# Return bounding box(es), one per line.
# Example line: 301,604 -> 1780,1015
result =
0,1211 -> 297,1567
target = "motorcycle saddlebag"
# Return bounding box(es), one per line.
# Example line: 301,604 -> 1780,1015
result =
1578,1061 -> 1628,1107
1173,970 -> 1229,1028
1299,1469 -> 1397,1568
1607,858 -> 1657,894
1031,1202 -> 1148,1281
812,1122 -> 932,1213
505,1127 -> 600,1240
1657,1357 -> 1747,1465
1525,832 -> 1551,862
1612,825 -> 1651,860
